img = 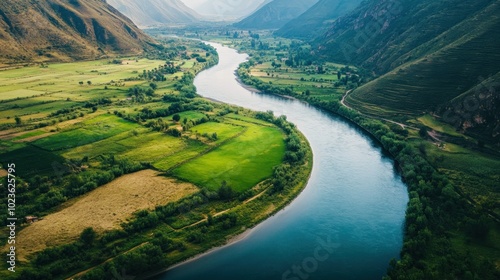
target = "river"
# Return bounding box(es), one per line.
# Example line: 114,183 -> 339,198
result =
152,43 -> 408,280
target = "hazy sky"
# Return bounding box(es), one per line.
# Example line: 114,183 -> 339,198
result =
179,0 -> 205,9
181,0 -> 265,12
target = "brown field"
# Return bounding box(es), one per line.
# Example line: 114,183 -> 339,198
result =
13,170 -> 198,261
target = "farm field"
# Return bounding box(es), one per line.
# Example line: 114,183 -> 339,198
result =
0,38 -> 315,280
173,121 -> 285,192
14,170 -> 199,261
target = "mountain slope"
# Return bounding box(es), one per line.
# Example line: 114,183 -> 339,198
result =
234,0 -> 318,30
333,0 -> 500,142
107,0 -> 200,28
0,0 -> 157,64
275,0 -> 363,39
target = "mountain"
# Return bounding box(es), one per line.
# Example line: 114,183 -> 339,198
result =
275,0 -> 363,39
191,0 -> 271,21
107,0 -> 200,28
234,0 -> 318,30
0,0 -> 157,64
323,0 -> 500,143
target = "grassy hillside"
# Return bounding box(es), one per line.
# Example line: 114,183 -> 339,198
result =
275,0 -> 363,39
0,0 -> 157,65
317,0 -> 495,73
339,0 -> 500,144
233,0 -> 318,30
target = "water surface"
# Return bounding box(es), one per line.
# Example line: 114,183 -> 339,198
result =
153,43 -> 408,280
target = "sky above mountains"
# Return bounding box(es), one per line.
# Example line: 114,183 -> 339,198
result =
180,0 -> 267,20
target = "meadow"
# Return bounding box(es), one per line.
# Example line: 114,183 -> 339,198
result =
173,121 -> 285,192
0,39 -> 314,279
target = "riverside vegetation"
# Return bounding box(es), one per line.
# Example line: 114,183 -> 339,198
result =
165,29 -> 499,279
0,39 -> 312,279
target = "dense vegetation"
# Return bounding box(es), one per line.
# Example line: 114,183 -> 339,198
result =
0,38 -> 313,279
189,30 -> 499,279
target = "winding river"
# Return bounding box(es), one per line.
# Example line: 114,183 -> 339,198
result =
153,43 -> 408,280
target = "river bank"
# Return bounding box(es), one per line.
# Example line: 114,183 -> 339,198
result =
151,42 -> 407,280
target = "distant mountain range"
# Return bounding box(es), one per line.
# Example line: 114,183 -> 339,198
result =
107,0 -> 201,28
0,0 -> 157,64
321,0 -> 500,142
274,0 -> 363,39
191,0 -> 271,21
234,0 -> 318,30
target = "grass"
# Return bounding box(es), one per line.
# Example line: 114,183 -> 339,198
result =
33,114 -> 140,151
62,129 -> 187,162
10,130 -> 47,141
190,122 -> 246,143
152,141 -> 208,171
422,140 -> 500,215
0,89 -> 45,101
0,59 -> 164,100
0,145 -> 66,177
417,114 -> 463,137
0,48 -> 307,280
120,134 -> 187,162
14,170 -> 198,261
172,123 -> 285,192
225,113 -> 273,126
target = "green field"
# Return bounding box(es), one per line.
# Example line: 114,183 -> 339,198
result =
33,115 -> 140,151
0,39 -> 313,280
172,122 -> 285,192
0,145 -> 66,177
416,114 -> 463,137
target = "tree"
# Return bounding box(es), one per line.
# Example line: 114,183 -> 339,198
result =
79,81 -> 84,86
218,181 -> 233,200
172,114 -> 181,122
80,227 -> 96,246
419,127 -> 428,138
87,81 -> 92,86
149,82 -> 157,90
14,116 -> 22,125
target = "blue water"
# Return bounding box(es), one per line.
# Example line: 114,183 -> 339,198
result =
153,43 -> 408,280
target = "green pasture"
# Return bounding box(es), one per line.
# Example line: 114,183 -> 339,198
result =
225,113 -> 272,126
33,114 -> 139,151
0,58 -> 164,101
0,145 -> 66,177
153,141 -> 208,171
120,134 -> 187,162
416,115 -> 463,137
166,111 -> 207,123
11,130 -> 47,141
0,100 -> 79,119
190,122 -> 246,143
172,124 -> 285,192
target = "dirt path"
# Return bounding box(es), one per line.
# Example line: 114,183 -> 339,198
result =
341,90 -> 417,130
66,242 -> 149,280
180,187 -> 269,230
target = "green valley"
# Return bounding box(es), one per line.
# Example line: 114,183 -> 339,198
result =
0,38 -> 312,279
